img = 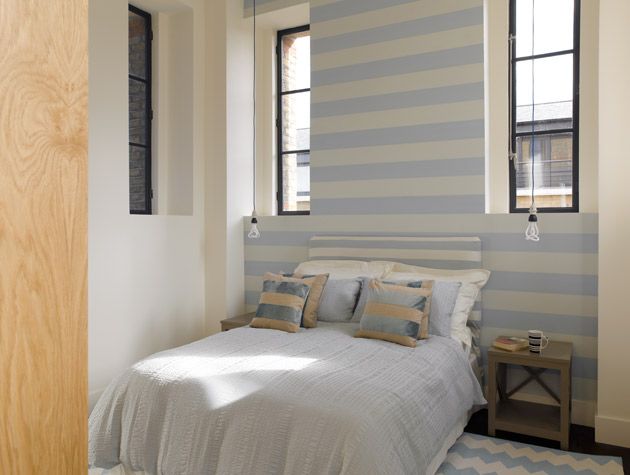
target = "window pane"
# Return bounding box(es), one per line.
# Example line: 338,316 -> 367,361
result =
281,29 -> 310,91
516,54 -> 573,129
515,0 -> 574,58
281,91 -> 310,151
281,153 -> 310,212
129,78 -> 148,145
128,6 -> 152,215
129,145 -> 148,212
515,133 -> 573,209
129,11 -> 147,79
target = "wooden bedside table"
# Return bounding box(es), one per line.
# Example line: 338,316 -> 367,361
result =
221,312 -> 255,331
487,341 -> 572,450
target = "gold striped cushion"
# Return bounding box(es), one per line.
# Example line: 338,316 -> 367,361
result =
355,280 -> 433,347
382,279 -> 434,339
251,276 -> 311,333
264,272 -> 328,328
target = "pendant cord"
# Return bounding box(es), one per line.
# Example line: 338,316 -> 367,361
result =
530,0 -> 535,207
252,0 -> 257,213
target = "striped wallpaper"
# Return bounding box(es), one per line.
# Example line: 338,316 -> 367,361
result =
310,0 -> 485,214
244,214 -> 598,425
241,0 -> 598,425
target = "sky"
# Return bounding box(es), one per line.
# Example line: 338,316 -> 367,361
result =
515,0 -> 575,119
291,34 -> 311,133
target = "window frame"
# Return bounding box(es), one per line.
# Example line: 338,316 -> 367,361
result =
129,4 -> 153,215
508,0 -> 580,213
276,24 -> 311,216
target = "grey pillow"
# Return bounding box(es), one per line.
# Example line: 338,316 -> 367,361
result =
426,281 -> 461,337
317,279 -> 362,322
351,279 -> 461,337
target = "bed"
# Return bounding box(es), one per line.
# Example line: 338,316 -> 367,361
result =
89,237 -> 487,475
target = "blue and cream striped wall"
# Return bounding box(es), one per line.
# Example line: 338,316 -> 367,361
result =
244,214 -> 598,424
241,0 -> 598,425
310,0 -> 485,214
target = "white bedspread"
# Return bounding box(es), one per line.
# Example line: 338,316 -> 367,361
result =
89,323 -> 485,475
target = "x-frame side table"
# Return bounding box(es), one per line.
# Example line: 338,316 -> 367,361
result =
487,341 -> 573,450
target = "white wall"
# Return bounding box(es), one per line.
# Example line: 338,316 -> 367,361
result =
226,0 -> 255,320
204,1 -> 228,334
88,0 -> 206,408
484,0 -> 509,213
579,0 -> 599,213
136,1 -> 196,216
596,0 -> 630,448
203,0 -> 256,332
167,11 -> 194,215
203,1 -> 310,331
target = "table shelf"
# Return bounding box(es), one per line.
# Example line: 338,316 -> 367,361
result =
495,399 -> 561,441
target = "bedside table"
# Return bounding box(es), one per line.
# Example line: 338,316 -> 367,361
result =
221,312 -> 255,331
487,341 -> 572,450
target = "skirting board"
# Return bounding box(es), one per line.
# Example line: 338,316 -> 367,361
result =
595,414 -> 630,448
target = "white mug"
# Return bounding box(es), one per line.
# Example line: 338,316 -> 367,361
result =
528,330 -> 549,353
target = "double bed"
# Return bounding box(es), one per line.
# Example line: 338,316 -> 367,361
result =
89,237 -> 488,474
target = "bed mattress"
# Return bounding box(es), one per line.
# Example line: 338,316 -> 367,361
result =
89,323 -> 485,475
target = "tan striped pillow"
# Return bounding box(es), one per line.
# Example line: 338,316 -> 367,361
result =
251,277 -> 311,333
262,272 -> 328,328
355,280 -> 433,347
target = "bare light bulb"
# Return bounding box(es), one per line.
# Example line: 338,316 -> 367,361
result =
248,210 -> 260,239
525,205 -> 540,242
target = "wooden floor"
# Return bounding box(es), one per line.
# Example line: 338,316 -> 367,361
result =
465,409 -> 630,473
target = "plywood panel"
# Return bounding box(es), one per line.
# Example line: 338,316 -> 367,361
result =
0,0 -> 88,473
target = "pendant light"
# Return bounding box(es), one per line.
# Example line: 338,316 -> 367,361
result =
248,0 -> 260,239
525,0 -> 540,242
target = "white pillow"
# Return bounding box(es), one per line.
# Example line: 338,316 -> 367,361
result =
370,260 -> 402,268
294,260 -> 389,279
383,266 -> 490,348
366,261 -> 396,276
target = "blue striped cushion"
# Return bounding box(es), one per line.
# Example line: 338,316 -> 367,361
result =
251,279 -> 311,333
384,278 -> 460,338
355,280 -> 433,347
280,272 -> 329,328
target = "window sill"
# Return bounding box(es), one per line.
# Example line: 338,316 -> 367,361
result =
277,211 -> 310,216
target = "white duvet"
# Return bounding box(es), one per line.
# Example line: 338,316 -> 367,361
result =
89,323 -> 485,475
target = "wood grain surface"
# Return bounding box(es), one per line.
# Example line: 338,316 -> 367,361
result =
0,0 -> 88,473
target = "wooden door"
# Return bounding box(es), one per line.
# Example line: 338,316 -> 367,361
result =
0,0 -> 88,473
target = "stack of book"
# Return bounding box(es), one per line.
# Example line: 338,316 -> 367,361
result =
492,336 -> 529,352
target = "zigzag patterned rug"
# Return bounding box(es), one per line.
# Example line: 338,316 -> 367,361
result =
438,433 -> 624,474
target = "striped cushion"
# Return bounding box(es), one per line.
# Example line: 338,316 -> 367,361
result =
278,272 -> 329,328
251,277 -> 311,333
385,275 -> 462,338
306,236 -> 483,369
383,279 -> 434,340
355,280 -> 433,347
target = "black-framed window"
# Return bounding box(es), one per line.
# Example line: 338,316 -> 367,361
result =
277,25 -> 310,215
509,0 -> 580,213
129,5 -> 153,215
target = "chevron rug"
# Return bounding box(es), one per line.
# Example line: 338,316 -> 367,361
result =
437,433 -> 624,474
